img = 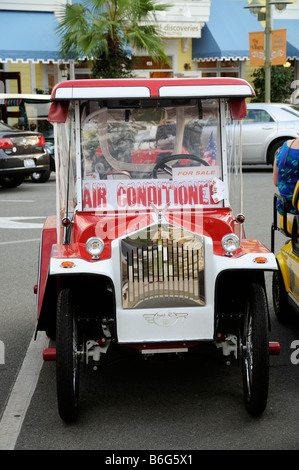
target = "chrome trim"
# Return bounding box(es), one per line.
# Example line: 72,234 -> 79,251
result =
121,224 -> 205,309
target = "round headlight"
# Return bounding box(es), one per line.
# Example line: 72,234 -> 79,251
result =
86,237 -> 104,259
221,233 -> 240,254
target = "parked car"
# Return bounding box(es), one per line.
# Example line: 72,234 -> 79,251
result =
0,121 -> 50,188
242,103 -> 299,165
0,93 -> 53,184
31,139 -> 55,183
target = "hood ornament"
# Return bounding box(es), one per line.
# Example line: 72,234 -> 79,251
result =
150,202 -> 171,224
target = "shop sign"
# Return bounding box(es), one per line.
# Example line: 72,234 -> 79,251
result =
249,31 -> 265,66
161,23 -> 202,38
249,29 -> 287,66
271,29 -> 286,66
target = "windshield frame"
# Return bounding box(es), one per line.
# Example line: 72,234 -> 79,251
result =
73,97 -> 232,212
53,95 -> 243,226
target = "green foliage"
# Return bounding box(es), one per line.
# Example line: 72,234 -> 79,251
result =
56,0 -> 170,78
92,48 -> 136,78
251,66 -> 294,102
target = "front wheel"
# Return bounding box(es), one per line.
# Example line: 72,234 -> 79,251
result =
31,169 -> 51,183
242,283 -> 269,416
56,288 -> 80,422
268,139 -> 285,166
0,176 -> 25,188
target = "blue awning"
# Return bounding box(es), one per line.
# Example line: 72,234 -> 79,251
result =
192,0 -> 264,61
273,19 -> 299,60
193,0 -> 299,62
0,11 -> 62,63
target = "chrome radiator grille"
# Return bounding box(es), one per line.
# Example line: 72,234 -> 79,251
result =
121,225 -> 205,309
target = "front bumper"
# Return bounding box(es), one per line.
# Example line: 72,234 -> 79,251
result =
49,232 -> 277,344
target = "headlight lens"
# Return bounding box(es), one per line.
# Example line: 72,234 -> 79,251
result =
221,233 -> 240,254
86,237 -> 105,259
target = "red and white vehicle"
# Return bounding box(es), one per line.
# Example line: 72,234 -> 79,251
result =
35,78 -> 279,422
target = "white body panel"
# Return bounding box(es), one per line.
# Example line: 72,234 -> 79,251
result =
50,233 -> 277,344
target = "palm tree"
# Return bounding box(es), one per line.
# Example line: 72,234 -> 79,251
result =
56,0 -> 170,78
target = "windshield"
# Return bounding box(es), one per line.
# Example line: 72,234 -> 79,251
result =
24,101 -> 53,138
282,105 -> 299,119
0,121 -> 18,132
80,99 -> 223,211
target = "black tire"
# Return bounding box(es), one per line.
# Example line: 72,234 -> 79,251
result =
45,321 -> 56,341
242,283 -> 269,416
268,139 -> 286,166
272,269 -> 292,323
31,169 -> 51,183
56,288 -> 80,422
0,176 -> 25,188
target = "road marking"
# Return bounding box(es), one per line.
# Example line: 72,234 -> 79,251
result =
0,216 -> 45,229
0,238 -> 40,246
0,332 -> 49,450
0,200 -> 34,203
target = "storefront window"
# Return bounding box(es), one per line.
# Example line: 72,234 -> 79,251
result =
195,59 -> 241,78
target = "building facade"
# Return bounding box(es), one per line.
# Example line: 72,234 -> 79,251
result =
1,0 -> 299,96
0,0 -> 211,93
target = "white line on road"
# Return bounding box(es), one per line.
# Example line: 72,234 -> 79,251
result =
0,200 -> 34,203
0,332 -> 49,450
0,216 -> 45,229
0,238 -> 40,246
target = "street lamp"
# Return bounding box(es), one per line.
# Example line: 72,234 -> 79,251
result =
269,0 -> 293,11
244,0 -> 292,102
246,0 -> 264,15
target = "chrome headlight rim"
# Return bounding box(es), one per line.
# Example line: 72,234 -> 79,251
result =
221,233 -> 240,254
85,236 -> 105,259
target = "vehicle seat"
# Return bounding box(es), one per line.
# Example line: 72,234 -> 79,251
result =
279,180 -> 299,233
271,182 -> 299,252
279,213 -> 295,234
292,179 -> 299,212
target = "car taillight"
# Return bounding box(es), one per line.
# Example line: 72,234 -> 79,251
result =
35,136 -> 45,146
0,138 -> 13,149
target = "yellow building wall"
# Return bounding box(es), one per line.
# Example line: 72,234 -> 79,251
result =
7,62 -> 43,93
177,38 -> 194,72
35,63 -> 43,92
8,62 -> 31,93
245,63 -> 258,86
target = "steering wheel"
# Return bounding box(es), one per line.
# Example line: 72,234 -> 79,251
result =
152,153 -> 210,178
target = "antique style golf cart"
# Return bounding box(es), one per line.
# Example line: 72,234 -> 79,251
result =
35,77 -> 279,422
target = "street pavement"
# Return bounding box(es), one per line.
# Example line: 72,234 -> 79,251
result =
0,170 -> 299,451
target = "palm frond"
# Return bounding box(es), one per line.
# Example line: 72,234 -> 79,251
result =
56,0 -> 170,70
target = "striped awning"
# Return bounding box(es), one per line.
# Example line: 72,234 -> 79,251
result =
192,0 -> 264,62
0,11 -> 63,63
192,0 -> 299,62
273,19 -> 299,60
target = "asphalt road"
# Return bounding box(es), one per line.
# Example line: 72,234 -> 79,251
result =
0,170 -> 299,451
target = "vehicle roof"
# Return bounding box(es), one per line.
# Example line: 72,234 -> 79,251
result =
247,102 -> 294,107
247,102 -> 299,120
51,77 -> 255,100
0,93 -> 51,103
